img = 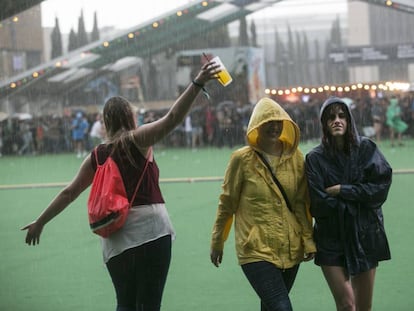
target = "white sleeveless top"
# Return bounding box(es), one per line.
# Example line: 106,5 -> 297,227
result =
101,203 -> 176,263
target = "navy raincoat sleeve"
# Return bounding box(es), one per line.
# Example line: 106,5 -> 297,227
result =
305,138 -> 392,217
305,145 -> 340,217
339,138 -> 392,209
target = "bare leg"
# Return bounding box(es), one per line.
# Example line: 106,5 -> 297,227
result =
389,128 -> 395,147
351,268 -> 376,311
397,132 -> 403,146
321,266 -> 355,311
373,123 -> 382,143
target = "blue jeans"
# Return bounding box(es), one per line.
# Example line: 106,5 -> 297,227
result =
106,235 -> 172,311
241,261 -> 300,311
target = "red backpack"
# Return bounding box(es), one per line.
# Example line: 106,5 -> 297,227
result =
87,146 -> 150,238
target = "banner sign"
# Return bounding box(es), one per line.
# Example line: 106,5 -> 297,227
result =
329,43 -> 414,64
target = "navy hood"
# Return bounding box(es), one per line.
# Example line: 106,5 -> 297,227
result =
319,96 -> 360,146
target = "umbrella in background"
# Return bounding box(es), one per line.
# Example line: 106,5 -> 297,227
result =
12,113 -> 33,120
0,112 -> 8,122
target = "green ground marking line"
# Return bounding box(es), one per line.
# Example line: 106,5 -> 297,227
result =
0,176 -> 225,190
0,169 -> 412,190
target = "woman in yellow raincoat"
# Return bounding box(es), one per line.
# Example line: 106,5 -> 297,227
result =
210,97 -> 316,311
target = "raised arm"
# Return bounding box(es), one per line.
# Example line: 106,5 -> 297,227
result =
131,60 -> 220,147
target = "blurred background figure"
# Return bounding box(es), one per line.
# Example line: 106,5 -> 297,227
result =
18,121 -> 35,155
386,95 -> 408,147
90,113 -> 105,146
71,112 -> 89,158
184,114 -> 192,148
0,125 -> 3,157
371,98 -> 386,143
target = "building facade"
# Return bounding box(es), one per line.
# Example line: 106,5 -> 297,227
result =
0,5 -> 44,81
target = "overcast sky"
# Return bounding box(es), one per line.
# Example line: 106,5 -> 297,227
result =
41,0 -> 348,34
41,0 -> 199,33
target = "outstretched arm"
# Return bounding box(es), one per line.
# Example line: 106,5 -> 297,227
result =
22,155 -> 95,245
131,60 -> 220,147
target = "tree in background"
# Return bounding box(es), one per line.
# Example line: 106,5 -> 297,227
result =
90,11 -> 100,42
50,17 -> 63,59
302,32 -> 312,84
68,28 -> 78,52
250,20 -> 257,47
77,10 -> 89,47
206,24 -> 231,47
286,24 -> 295,85
325,15 -> 348,84
238,15 -> 249,46
314,39 -> 323,84
295,31 -> 304,85
274,27 -> 287,86
273,25 -> 315,87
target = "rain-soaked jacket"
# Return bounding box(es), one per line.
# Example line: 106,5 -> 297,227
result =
211,98 -> 316,269
305,97 -> 392,275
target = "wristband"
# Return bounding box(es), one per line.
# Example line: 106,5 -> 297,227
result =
192,80 -> 204,88
191,79 -> 210,100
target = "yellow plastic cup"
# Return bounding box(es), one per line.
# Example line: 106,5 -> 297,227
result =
211,56 -> 233,87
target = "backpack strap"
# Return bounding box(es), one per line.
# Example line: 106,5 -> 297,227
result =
129,147 -> 152,207
93,146 -> 102,168
93,144 -> 110,168
94,145 -> 151,207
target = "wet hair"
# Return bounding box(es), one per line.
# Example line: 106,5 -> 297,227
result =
103,96 -> 139,166
320,102 -> 357,154
103,96 -> 136,138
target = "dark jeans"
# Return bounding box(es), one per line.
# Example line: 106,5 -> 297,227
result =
241,261 -> 300,311
106,235 -> 172,311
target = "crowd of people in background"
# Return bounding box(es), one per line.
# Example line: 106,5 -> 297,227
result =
1,93 -> 413,157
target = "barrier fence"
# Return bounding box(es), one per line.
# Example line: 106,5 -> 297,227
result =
1,169 -> 413,190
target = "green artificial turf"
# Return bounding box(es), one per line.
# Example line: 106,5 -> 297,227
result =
1,140 -> 413,310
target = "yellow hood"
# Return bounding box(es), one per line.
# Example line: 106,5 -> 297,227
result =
246,97 -> 300,155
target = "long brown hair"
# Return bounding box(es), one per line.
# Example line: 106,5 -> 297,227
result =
321,102 -> 358,154
103,96 -> 139,166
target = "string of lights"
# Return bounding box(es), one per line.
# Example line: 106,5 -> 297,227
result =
1,0 -> 280,98
1,0 -> 413,100
357,0 -> 414,14
265,81 -> 411,96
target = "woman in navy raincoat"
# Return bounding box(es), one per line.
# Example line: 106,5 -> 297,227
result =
305,97 -> 392,311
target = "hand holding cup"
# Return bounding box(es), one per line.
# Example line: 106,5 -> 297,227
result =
211,56 -> 233,87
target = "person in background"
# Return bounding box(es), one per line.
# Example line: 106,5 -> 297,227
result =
410,92 -> 414,137
137,109 -> 146,127
0,124 -> 3,157
90,113 -> 105,146
71,111 -> 89,158
210,97 -> 316,311
35,118 -> 45,154
184,114 -> 192,148
371,98 -> 386,143
22,61 -> 220,311
18,121 -> 35,155
305,97 -> 392,311
205,105 -> 217,146
190,109 -> 204,149
386,95 -> 407,147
